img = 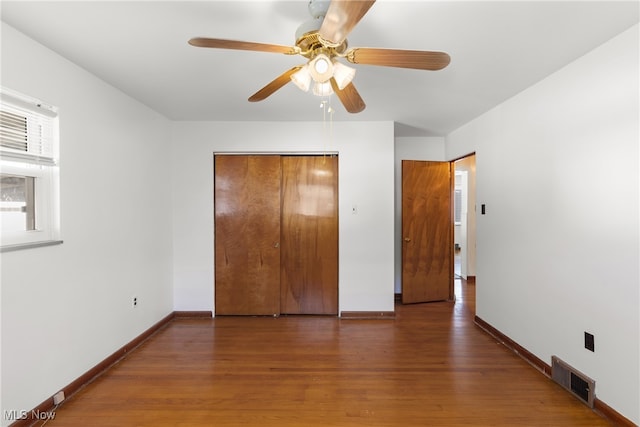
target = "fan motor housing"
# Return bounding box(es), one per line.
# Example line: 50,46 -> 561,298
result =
308,0 -> 331,19
296,32 -> 347,59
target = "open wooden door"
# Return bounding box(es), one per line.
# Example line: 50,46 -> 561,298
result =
402,160 -> 453,304
214,155 -> 282,315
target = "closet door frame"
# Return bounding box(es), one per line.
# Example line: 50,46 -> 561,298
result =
213,152 -> 339,316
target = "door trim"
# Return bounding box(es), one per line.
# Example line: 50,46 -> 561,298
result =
214,151 -> 339,156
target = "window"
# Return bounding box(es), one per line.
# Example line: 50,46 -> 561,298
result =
454,188 -> 462,224
0,87 -> 60,249
1,175 -> 35,232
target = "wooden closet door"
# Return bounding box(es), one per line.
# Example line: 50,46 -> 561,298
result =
280,156 -> 338,315
214,155 -> 281,315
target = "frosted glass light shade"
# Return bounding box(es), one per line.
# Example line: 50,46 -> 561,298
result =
332,61 -> 356,90
312,81 -> 334,97
291,65 -> 312,92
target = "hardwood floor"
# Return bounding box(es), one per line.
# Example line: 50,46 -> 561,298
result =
41,280 -> 610,426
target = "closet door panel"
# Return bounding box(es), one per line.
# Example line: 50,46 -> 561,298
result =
214,155 -> 281,315
280,156 -> 338,315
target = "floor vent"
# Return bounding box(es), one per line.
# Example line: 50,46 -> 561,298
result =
551,356 -> 595,408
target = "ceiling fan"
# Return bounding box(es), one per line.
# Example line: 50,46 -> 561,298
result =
188,0 -> 450,114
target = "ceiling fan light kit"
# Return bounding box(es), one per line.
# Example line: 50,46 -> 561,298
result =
188,0 -> 450,114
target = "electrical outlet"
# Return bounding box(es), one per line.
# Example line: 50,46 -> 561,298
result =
53,391 -> 65,405
584,332 -> 594,352
133,297 -> 138,308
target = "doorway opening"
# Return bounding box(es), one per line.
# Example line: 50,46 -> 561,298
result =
453,154 -> 476,306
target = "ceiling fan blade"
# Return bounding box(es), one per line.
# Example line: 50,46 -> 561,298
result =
248,66 -> 302,102
189,37 -> 298,55
330,78 -> 366,114
319,0 -> 376,46
346,48 -> 451,70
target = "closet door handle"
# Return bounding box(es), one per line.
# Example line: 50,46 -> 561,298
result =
404,237 -> 411,242
274,242 -> 280,248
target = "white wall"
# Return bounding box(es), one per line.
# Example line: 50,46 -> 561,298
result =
393,137 -> 445,293
0,23 -> 174,424
446,25 -> 639,424
171,121 -> 395,314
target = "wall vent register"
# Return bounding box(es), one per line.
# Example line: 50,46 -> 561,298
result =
551,355 -> 595,408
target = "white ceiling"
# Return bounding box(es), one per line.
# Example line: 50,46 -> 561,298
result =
1,1 -> 638,137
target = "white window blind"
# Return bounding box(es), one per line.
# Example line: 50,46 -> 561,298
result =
0,88 -> 57,166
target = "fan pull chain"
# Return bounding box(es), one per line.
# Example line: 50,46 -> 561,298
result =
320,98 -> 334,163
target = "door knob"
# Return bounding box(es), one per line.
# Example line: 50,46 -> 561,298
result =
274,242 -> 280,248
404,237 -> 411,242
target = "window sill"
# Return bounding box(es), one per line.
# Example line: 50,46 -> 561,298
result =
1,240 -> 63,253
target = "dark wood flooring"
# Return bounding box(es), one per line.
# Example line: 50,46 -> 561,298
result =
37,279 -> 611,426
